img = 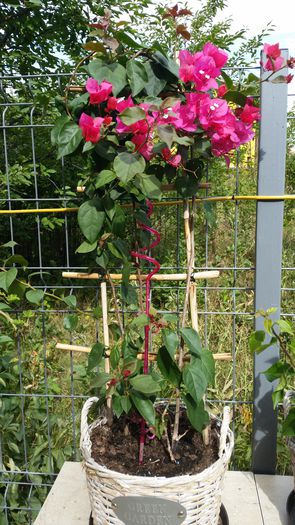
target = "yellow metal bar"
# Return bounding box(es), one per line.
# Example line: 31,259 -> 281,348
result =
0,195 -> 294,215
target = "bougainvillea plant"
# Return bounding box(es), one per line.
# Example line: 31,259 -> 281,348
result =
52,6 -> 294,463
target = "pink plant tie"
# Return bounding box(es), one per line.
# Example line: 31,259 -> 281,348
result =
130,199 -> 161,464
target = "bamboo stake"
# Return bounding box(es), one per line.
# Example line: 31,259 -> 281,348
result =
55,343 -> 232,361
100,282 -> 112,423
61,270 -> 220,281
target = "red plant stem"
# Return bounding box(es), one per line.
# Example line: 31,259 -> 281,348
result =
131,199 -> 161,464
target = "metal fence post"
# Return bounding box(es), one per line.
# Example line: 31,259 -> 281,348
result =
252,49 -> 289,474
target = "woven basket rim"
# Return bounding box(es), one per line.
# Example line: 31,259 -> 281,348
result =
82,413 -> 234,484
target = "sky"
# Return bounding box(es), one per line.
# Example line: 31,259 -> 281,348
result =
186,0 -> 295,105
187,0 -> 295,51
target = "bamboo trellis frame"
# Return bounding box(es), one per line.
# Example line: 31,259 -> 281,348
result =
61,270 -> 220,281
55,343 -> 232,362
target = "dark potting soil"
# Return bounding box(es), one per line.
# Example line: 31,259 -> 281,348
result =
90,411 -> 219,477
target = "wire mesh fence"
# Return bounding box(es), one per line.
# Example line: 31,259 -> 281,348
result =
0,65 -> 294,524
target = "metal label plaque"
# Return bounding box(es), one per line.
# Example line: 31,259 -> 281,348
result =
112,496 -> 187,525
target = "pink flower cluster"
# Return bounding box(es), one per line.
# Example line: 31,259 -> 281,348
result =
179,42 -> 228,91
78,43 -> 262,165
262,43 -> 294,83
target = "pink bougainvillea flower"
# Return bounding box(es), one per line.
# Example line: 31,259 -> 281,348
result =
287,57 -> 295,69
263,43 -> 284,71
210,118 -> 254,159
106,97 -> 118,111
199,98 -> 229,130
285,74 -> 294,83
86,78 -> 113,105
179,50 -> 198,83
203,42 -> 228,68
106,95 -> 134,114
79,113 -> 104,143
235,103 -> 260,125
103,116 -> 113,126
179,46 -> 227,91
217,84 -> 228,98
264,43 -> 281,60
192,54 -> 219,91
168,93 -> 208,132
162,147 -> 182,167
116,95 -> 134,113
131,134 -> 154,160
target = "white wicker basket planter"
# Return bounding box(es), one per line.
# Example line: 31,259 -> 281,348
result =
80,397 -> 234,525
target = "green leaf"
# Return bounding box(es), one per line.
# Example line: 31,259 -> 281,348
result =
174,135 -> 194,146
83,141 -> 95,153
199,349 -> 215,386
175,172 -> 201,198
224,90 -> 248,107
129,374 -> 161,395
180,327 -> 202,357
277,320 -> 294,335
0,335 -> 14,344
282,408 -> 295,436
63,314 -> 78,332
121,395 -> 132,414
91,372 -> 111,388
114,152 -> 146,183
88,342 -> 105,372
94,170 -> 117,189
76,241 -> 97,254
130,393 -> 156,426
4,255 -> 28,268
26,289 -> 44,304
112,206 -> 126,237
221,71 -> 234,89
95,140 -> 117,161
63,295 -> 77,308
264,318 -> 274,335
183,363 -> 207,403
0,302 -> 11,311
112,396 -> 124,418
144,61 -> 167,97
135,173 -> 162,200
126,60 -> 148,96
1,241 -> 18,248
0,268 -> 18,292
163,329 -> 179,357
110,343 -> 121,368
157,346 -> 181,387
264,360 -> 293,382
119,106 -> 146,125
157,124 -> 175,149
129,313 -> 149,328
249,330 -> 266,352
152,51 -> 179,79
78,200 -> 105,244
56,122 -> 83,159
183,395 -> 210,432
88,59 -> 127,96
271,75 -> 288,84
51,115 -> 71,146
107,239 -> 129,260
115,30 -> 142,50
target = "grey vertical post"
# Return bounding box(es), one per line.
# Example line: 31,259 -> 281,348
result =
252,49 -> 289,474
